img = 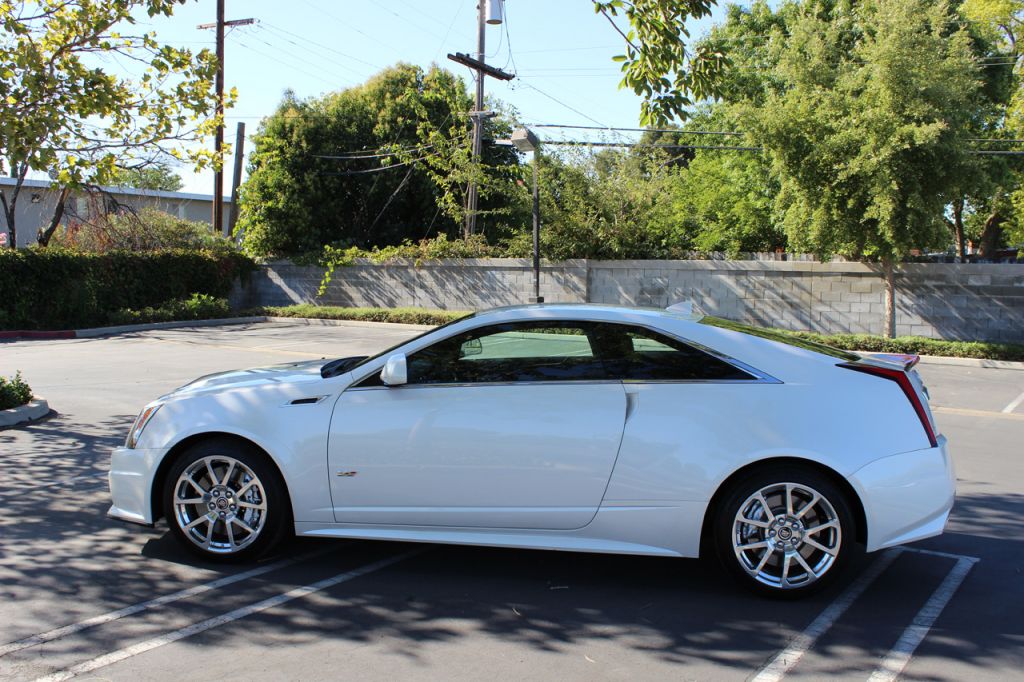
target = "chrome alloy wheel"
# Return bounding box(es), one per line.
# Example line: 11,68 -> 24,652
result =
172,455 -> 268,554
732,482 -> 842,590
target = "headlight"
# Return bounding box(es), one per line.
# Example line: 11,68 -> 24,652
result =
125,403 -> 162,449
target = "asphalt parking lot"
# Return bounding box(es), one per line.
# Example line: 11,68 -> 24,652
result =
1,320 -> 1022,681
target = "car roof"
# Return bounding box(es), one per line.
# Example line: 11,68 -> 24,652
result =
469,303 -> 693,324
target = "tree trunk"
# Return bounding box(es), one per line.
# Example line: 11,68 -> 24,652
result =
37,187 -> 71,247
0,191 -> 12,249
978,211 -> 1003,259
882,257 -> 896,339
951,197 -> 966,262
0,163 -> 28,249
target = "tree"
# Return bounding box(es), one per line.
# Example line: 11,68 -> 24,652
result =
0,0 -> 223,249
746,0 -> 982,336
107,164 -> 184,192
594,0 -> 728,124
237,65 -> 524,257
961,0 -> 1024,256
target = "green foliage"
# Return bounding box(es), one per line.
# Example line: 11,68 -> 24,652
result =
248,305 -> 469,327
789,333 -> 1024,362
107,164 -> 184,191
50,208 -> 237,254
0,249 -> 254,330
237,65 -> 522,257
0,372 -> 33,411
594,0 -> 728,124
0,0 -> 226,247
744,0 -> 981,261
504,148 -> 690,260
318,235 -> 501,295
107,293 -> 230,326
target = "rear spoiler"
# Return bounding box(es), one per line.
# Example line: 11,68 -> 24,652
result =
856,353 -> 921,372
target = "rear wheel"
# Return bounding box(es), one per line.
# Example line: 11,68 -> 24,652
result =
163,438 -> 291,562
714,466 -> 859,597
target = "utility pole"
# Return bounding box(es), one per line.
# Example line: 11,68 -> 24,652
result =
198,5 -> 254,236
448,0 -> 512,237
228,121 -> 246,236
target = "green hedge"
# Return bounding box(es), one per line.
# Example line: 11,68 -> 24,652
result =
0,249 -> 255,330
248,305 -> 469,326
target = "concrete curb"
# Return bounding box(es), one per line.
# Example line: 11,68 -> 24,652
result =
263,316 -> 436,332
0,398 -> 50,428
75,317 -> 267,338
916,355 -> 1024,371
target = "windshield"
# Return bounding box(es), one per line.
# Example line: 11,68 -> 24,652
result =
699,316 -> 860,362
343,312 -> 477,372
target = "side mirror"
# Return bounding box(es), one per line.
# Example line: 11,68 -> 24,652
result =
380,353 -> 408,386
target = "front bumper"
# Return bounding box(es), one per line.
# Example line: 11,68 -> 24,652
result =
850,435 -> 956,552
108,446 -> 165,526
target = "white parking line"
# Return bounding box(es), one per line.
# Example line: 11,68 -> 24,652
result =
0,548 -> 333,658
33,549 -> 422,682
1002,390 -> 1024,414
866,556 -> 978,682
751,548 -> 903,682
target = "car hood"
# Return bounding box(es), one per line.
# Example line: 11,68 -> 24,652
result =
168,359 -> 327,398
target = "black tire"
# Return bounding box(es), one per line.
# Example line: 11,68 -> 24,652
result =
713,465 -> 861,598
163,437 -> 292,562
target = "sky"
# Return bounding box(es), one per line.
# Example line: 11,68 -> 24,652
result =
134,0 -> 734,195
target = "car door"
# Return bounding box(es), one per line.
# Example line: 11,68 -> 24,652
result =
327,320 -> 628,530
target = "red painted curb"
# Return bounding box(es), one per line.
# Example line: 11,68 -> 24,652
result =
0,330 -> 77,340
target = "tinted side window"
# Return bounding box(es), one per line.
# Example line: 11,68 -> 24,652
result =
593,323 -> 754,381
407,322 -> 608,384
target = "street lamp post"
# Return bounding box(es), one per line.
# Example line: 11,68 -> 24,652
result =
511,128 -> 543,303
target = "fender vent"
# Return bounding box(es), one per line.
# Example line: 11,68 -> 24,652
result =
289,396 -> 326,405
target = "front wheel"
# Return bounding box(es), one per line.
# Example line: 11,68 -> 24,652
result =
714,467 -> 860,598
163,438 -> 291,562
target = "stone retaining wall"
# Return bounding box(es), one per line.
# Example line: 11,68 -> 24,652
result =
232,258 -> 1024,342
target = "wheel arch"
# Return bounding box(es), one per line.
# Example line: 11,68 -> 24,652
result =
150,431 -> 292,523
698,456 -> 868,557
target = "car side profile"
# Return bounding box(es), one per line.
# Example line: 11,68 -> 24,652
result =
109,304 -> 955,596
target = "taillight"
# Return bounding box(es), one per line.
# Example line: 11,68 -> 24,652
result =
839,362 -> 938,448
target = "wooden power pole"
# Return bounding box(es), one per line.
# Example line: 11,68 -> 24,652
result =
228,121 -> 246,236
448,1 -> 513,236
198,4 -> 253,236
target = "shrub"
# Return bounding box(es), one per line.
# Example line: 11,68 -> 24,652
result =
0,372 -> 33,410
51,208 -> 238,255
0,249 -> 255,330
248,305 -> 469,327
107,294 -> 232,326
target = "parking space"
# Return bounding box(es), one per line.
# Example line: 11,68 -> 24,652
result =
1,321 -> 1022,681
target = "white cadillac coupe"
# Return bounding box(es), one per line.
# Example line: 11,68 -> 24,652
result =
109,304 -> 955,596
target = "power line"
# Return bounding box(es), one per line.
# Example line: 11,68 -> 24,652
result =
259,21 -> 382,71
433,2 -> 464,62
228,36 -> 346,89
518,82 -> 612,129
250,25 -> 364,80
542,140 -> 1024,155
296,0 -> 404,56
544,140 -> 763,151
529,123 -> 745,136
315,144 -> 436,161
320,154 -> 437,176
